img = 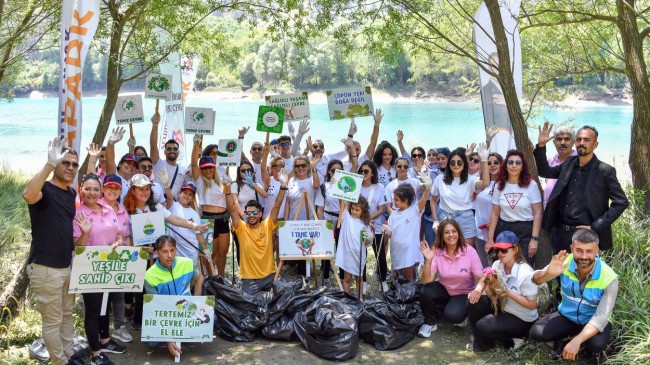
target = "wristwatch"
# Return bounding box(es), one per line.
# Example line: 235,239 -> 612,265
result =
531,235 -> 539,241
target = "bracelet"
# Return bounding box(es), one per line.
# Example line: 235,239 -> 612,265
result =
225,193 -> 231,196
351,155 -> 358,158
280,187 -> 288,190
348,134 -> 353,138
531,235 -> 539,241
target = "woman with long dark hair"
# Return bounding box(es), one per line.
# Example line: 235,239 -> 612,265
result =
372,140 -> 399,186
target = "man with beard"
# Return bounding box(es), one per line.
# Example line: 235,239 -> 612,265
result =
150,113 -> 187,199
543,125 -> 577,209
304,119 -> 358,182
534,123 -> 628,253
529,229 -> 617,365
23,137 -> 81,365
222,169 -> 288,295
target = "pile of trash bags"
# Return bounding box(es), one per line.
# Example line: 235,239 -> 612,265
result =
203,276 -> 424,361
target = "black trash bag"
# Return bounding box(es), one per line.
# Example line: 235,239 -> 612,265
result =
261,279 -> 323,341
203,276 -> 268,342
359,299 -> 424,350
294,296 -> 364,361
384,278 -> 422,305
271,276 -> 306,294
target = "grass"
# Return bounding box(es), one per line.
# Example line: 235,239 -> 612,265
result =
0,169 -> 31,289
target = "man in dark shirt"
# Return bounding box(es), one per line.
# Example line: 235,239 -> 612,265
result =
23,137 -> 79,365
534,123 -> 628,253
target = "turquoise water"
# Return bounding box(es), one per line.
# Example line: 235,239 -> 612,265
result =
0,95 -> 633,177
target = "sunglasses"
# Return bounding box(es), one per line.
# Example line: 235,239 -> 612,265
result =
271,164 -> 285,169
165,147 -> 179,152
487,161 -> 500,166
411,154 -> 423,159
312,144 -> 324,150
360,169 -> 371,175
493,247 -> 512,254
294,163 -> 308,169
329,168 -> 339,174
201,166 -> 214,170
449,160 -> 464,167
241,168 -> 253,173
244,210 -> 260,216
396,164 -> 409,169
470,158 -> 481,164
507,160 -> 523,166
251,146 -> 263,152
140,164 -> 153,171
62,160 -> 80,169
80,173 -> 99,182
280,142 -> 291,147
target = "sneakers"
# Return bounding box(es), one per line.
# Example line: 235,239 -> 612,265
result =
111,326 -> 133,343
381,281 -> 389,293
512,338 -> 525,350
131,321 -> 141,331
417,323 -> 438,338
322,278 -> 332,288
67,356 -> 88,365
455,317 -> 469,328
100,339 -> 126,354
465,335 -> 475,351
91,354 -> 114,365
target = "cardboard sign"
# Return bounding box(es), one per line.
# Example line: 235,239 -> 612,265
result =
184,107 -> 215,135
131,211 -> 166,246
265,92 -> 310,121
330,170 -> 363,203
145,73 -> 173,100
278,220 -> 335,259
114,95 -> 144,125
326,86 -> 374,120
256,105 -> 285,134
216,139 -> 242,167
142,295 -> 215,342
69,246 -> 149,293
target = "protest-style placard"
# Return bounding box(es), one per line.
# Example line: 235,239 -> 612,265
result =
142,295 -> 215,342
265,92 -> 310,121
330,170 -> 364,203
114,95 -> 144,125
278,220 -> 335,259
184,107 -> 215,135
326,86 -> 374,120
131,211 -> 166,246
68,246 -> 149,293
216,139 -> 242,167
145,73 -> 173,100
256,106 -> 285,134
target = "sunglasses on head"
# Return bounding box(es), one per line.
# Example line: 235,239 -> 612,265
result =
360,169 -> 371,175
251,146 -> 263,152
507,159 -> 523,166
449,160 -> 464,167
493,247 -> 512,254
470,158 -> 481,164
80,173 -> 99,182
487,161 -> 500,166
244,210 -> 260,216
280,142 -> 291,148
165,147 -> 179,152
271,164 -> 285,169
396,164 -> 409,169
140,165 -> 153,171
294,163 -> 308,169
62,160 -> 80,169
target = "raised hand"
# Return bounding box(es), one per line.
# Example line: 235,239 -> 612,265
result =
151,113 -> 160,125
193,134 -> 202,145
127,136 -> 136,149
538,121 -> 554,147
341,137 -> 354,151
238,126 -> 250,138
417,171 -> 432,190
547,250 -> 570,277
348,119 -> 357,136
108,127 -> 126,145
244,170 -> 255,187
47,137 -> 68,168
277,168 -> 289,187
269,147 -> 280,159
373,108 -> 384,127
75,212 -> 93,234
298,119 -> 310,135
466,142 -> 476,155
477,142 -> 489,161
486,125 -> 498,144
419,240 -> 434,261
288,120 -> 296,138
157,168 -> 170,188
396,130 -> 404,143
86,143 -> 101,158
221,175 -> 233,187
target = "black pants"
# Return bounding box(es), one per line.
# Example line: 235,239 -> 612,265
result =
551,227 -> 575,254
82,293 -> 111,352
496,219 -> 535,267
468,296 -> 535,351
420,281 -> 468,325
369,233 -> 387,282
529,312 -> 612,353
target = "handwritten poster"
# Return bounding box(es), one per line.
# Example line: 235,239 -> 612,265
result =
278,220 -> 335,259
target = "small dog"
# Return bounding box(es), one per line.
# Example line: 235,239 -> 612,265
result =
483,268 -> 508,316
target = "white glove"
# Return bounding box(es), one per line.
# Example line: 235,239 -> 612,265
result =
418,171 -> 432,190
277,168 -> 289,188
432,220 -> 440,232
288,121 -> 296,138
298,119 -> 310,135
380,223 -> 391,235
108,127 -> 125,145
269,148 -> 280,159
362,227 -> 374,246
348,119 -> 357,136
373,108 -> 383,127
47,137 -> 68,168
157,168 -> 170,188
238,126 -> 250,138
486,125 -> 498,144
201,252 -> 212,263
221,176 -> 232,186
193,134 -> 202,144
477,142 -> 489,161
127,137 -> 136,149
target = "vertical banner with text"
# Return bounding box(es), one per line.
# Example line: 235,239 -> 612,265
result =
159,53 -> 187,166
58,0 -> 100,152
181,55 -> 200,104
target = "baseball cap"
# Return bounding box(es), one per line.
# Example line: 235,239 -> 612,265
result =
270,139 -> 279,145
131,173 -> 154,187
120,153 -> 139,167
492,231 -> 519,249
199,156 -> 216,168
103,174 -> 123,188
181,182 -> 196,193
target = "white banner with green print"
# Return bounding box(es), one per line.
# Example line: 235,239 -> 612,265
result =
142,295 -> 215,342
68,246 -> 149,293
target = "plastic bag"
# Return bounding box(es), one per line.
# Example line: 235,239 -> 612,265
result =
261,279 -> 323,341
203,276 -> 268,342
359,299 -> 424,350
294,296 -> 363,361
384,279 -> 421,304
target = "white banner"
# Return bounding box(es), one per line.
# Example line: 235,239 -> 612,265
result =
58,0 -> 100,152
131,211 -> 166,246
145,73 -> 173,100
265,92 -> 310,121
185,107 -> 215,134
159,53 -> 187,165
69,246 -> 149,293
216,139 -> 242,167
473,0 -> 521,156
181,55 -> 200,104
114,95 -> 144,125
330,170 -> 363,203
142,295 -> 215,342
278,220 -> 335,259
326,87 -> 373,120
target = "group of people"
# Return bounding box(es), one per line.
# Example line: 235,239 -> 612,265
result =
23,104 -> 628,365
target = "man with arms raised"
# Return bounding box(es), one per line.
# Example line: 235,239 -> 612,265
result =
529,229 -> 617,365
23,137 -> 82,365
150,113 -> 186,199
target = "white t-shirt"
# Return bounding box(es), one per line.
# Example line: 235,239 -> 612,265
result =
151,182 -> 166,205
195,177 -> 226,208
473,181 -> 496,241
251,161 -> 266,206
167,202 -> 201,263
342,154 -> 369,172
135,203 -> 171,219
263,178 -> 286,219
377,165 -> 396,186
117,173 -> 131,203
492,181 -> 542,222
281,156 -> 294,172
385,178 -> 421,209
491,260 -> 539,322
387,204 -> 424,270
286,177 -> 316,220
314,182 -> 341,221
432,174 -> 480,213
335,210 -> 369,276
360,183 -> 386,234
232,182 -> 264,212
314,150 -> 348,183
153,159 -> 187,199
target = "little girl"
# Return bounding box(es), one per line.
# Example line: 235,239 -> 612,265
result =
335,196 -> 374,298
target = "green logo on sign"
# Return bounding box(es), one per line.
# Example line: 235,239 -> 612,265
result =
122,99 -> 135,111
337,176 -> 356,193
225,140 -> 238,153
147,75 -> 170,92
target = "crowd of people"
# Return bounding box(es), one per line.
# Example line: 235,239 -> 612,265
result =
23,109 -> 629,364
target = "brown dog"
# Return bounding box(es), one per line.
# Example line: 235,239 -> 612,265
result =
484,273 -> 508,316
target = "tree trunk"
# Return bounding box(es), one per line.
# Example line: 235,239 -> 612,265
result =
0,259 -> 29,321
616,0 -> 650,214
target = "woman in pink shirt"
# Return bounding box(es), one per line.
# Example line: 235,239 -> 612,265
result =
417,218 -> 483,338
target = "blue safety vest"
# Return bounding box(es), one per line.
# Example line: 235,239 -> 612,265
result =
144,257 -> 194,296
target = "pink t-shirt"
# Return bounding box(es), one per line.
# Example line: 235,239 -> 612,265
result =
100,198 -> 131,239
73,202 -> 121,246
430,245 -> 483,296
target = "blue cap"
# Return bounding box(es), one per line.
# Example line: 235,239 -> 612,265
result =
181,182 -> 196,193
493,231 -> 519,249
103,174 -> 122,188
